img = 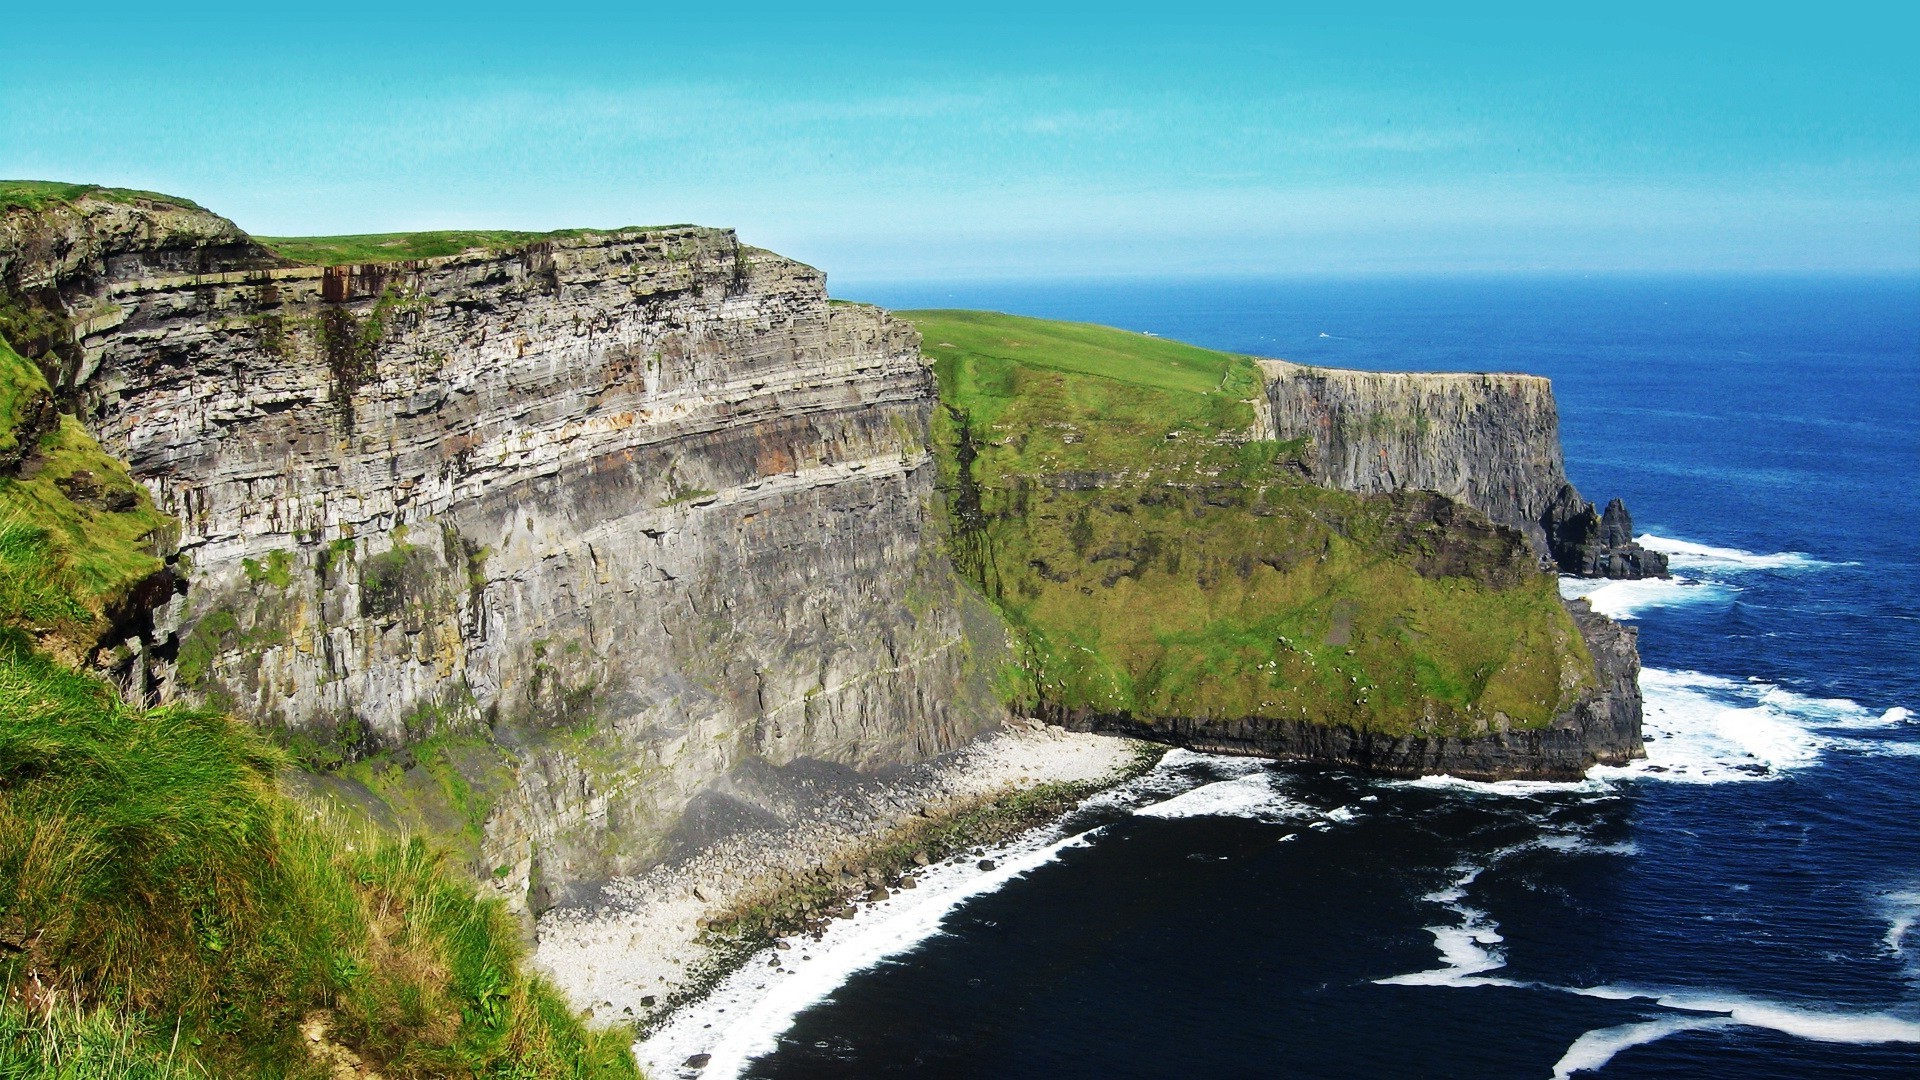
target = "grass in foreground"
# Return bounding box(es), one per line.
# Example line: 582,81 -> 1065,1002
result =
0,606 -> 637,1078
0,330 -> 636,1078
902,309 -> 1592,735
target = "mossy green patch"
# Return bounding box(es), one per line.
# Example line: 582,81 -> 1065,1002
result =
904,310 -> 1593,736
240,549 -> 294,589
0,335 -> 173,653
0,335 -> 51,462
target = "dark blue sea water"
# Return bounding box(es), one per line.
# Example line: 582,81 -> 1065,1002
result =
645,276 -> 1920,1078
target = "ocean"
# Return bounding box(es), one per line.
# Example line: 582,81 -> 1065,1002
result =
638,275 -> 1920,1078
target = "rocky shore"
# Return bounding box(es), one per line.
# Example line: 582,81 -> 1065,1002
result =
532,722 -> 1154,1031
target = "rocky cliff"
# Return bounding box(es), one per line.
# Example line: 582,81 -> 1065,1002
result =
912,311 -> 1645,782
2,189 -> 1006,910
1260,359 -> 1668,579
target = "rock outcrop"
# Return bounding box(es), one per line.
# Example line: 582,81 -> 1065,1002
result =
5,191 -> 1007,909
1260,359 -> 1667,578
1048,598 -> 1639,781
1544,488 -> 1670,579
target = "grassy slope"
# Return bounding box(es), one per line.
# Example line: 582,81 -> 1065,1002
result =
0,335 -> 172,647
906,310 -> 1592,735
0,334 -> 637,1078
0,180 -> 205,213
257,227 -> 681,266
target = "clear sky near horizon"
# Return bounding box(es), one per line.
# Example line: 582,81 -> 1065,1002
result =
3,2 -> 1914,281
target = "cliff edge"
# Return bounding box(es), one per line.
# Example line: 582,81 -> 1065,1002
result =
1260,358 -> 1669,579
912,310 -> 1646,781
2,186 -> 1008,912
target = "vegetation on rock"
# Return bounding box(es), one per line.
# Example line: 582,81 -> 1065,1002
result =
258,228 -> 677,267
907,310 -> 1594,736
0,331 -> 637,1078
0,181 -> 205,214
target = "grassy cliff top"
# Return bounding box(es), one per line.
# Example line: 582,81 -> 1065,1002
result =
912,309 -> 1591,735
0,180 -> 205,213
902,309 -> 1266,480
904,309 -> 1246,396
257,225 -> 694,266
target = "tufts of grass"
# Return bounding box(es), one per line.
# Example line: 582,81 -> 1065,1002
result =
907,310 -> 1593,736
257,227 -> 685,267
0,393 -> 635,1077
0,1000 -> 207,1079
0,612 -> 638,1078
0,337 -> 50,465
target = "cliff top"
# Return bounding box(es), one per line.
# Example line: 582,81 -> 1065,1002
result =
256,224 -> 699,266
1259,356 -> 1549,385
913,309 -> 1590,735
0,179 -> 207,214
904,309 -> 1249,396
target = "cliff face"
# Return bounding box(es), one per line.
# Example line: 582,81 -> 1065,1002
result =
1261,359 -> 1668,579
914,311 -> 1645,782
1053,598 -> 1640,781
8,194 -> 1005,909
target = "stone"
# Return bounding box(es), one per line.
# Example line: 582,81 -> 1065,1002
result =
977,859 -> 997,871
1263,359 -> 1668,580
10,193 -> 1010,909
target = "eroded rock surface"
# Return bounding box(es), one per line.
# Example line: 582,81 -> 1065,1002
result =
9,194 -> 1006,909
1261,358 -> 1668,579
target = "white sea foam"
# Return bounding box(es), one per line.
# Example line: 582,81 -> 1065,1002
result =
1579,668 -> 1920,784
1395,774 -> 1613,797
1558,574 -> 1733,620
1551,1017 -> 1734,1079
1376,860 -> 1523,989
1590,668 -> 1829,784
1130,770 -> 1315,822
1883,890 -> 1920,972
1567,985 -> 1920,1045
1557,532 -> 1848,621
633,825 -> 1104,1079
1535,833 -> 1639,857
1636,533 -> 1842,571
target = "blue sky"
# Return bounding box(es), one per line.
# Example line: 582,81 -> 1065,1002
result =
3,2 -> 1914,280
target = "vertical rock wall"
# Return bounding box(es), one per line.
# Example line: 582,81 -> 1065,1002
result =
1261,359 -> 1667,577
10,196 -> 1007,908
1259,358 -> 1569,553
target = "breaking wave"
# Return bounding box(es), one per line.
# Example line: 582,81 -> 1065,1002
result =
1381,847 -> 1920,1078
1559,533 -> 1850,621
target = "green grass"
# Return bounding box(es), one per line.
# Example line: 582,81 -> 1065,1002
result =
0,334 -> 173,653
907,309 -> 1246,396
257,227 -> 683,266
0,609 -> 636,1079
0,341 -> 636,1077
909,310 -> 1593,735
0,335 -> 48,464
0,181 -> 205,214
0,1001 -> 207,1078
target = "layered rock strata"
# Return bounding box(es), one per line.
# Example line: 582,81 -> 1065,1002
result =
7,193 -> 1006,909
1260,359 -> 1667,578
